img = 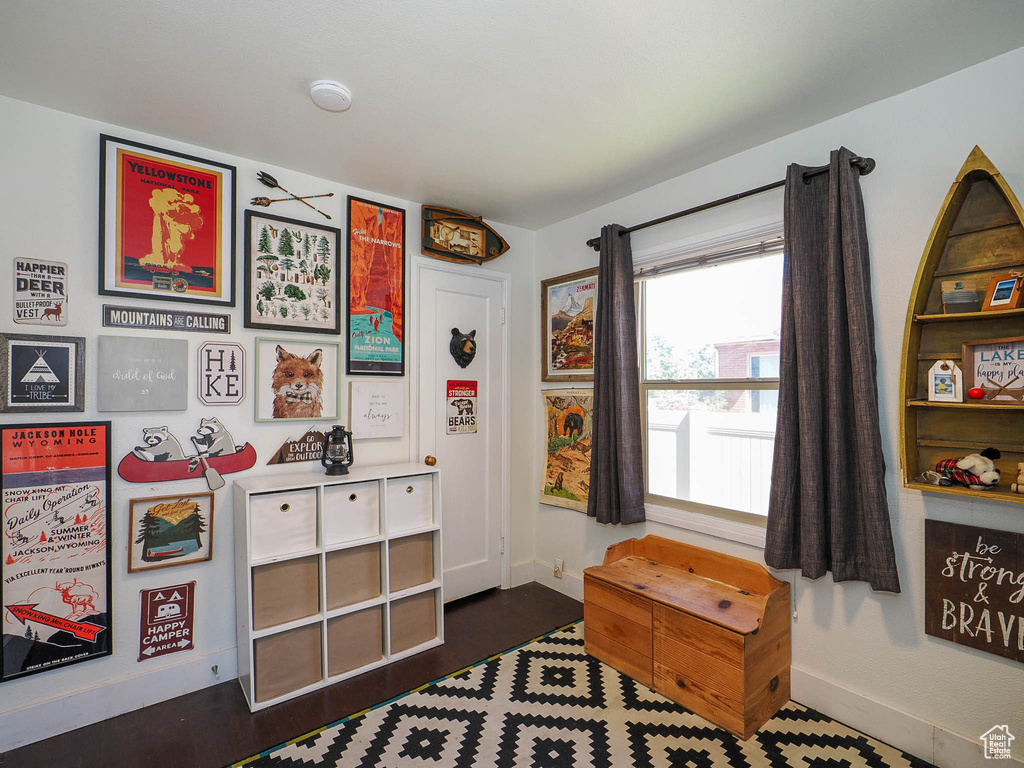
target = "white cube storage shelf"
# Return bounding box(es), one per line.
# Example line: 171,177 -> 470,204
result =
234,463 -> 443,712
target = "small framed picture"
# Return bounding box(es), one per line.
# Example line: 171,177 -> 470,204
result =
982,274 -> 1023,311
0,333 -> 85,412
254,337 -> 341,422
129,493 -> 214,572
927,359 -> 962,402
243,211 -> 341,334
962,336 -> 1024,403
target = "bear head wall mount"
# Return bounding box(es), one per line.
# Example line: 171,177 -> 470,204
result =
450,328 -> 477,369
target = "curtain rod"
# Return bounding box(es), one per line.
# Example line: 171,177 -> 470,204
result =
585,155 -> 876,251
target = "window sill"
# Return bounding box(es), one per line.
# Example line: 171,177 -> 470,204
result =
644,501 -> 767,549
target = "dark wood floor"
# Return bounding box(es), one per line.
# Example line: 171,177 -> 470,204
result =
1,583 -> 582,768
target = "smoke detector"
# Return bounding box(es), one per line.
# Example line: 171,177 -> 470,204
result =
310,80 -> 352,112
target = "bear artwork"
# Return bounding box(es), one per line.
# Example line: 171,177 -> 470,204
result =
449,328 -> 477,368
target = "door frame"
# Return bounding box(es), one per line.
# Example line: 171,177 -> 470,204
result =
411,258 -> 511,590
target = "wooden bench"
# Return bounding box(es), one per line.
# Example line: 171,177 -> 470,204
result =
583,535 -> 791,739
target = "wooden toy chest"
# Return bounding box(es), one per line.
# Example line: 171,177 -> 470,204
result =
583,535 -> 790,739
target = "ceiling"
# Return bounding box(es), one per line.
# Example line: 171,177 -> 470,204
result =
3,2 -> 1024,230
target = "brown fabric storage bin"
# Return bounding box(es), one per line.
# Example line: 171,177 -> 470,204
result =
326,544 -> 382,611
388,533 -> 433,593
252,555 -> 320,631
253,623 -> 323,703
390,590 -> 437,653
327,605 -> 384,676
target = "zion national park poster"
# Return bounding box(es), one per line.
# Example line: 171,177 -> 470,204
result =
346,196 -> 405,375
99,135 -> 236,306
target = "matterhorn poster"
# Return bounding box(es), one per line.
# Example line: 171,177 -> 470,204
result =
543,268 -> 597,381
1,422 -> 112,681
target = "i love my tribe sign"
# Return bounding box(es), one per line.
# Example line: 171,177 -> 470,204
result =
925,520 -> 1024,662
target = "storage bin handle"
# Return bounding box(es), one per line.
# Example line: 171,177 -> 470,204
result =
280,503 -> 290,512
406,485 -> 414,494
349,493 -> 358,502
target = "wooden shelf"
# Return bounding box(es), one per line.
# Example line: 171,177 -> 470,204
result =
905,481 -> 1024,504
917,438 -> 1024,454
914,307 -> 1024,324
907,399 -> 1024,410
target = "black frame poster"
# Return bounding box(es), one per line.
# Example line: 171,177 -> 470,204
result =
1,421 -> 113,681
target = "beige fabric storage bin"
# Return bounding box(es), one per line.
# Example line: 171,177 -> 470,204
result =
323,481 -> 380,546
251,488 -> 317,560
386,475 -> 433,533
325,544 -> 381,611
254,623 -> 323,703
252,555 -> 321,631
388,533 -> 434,593
390,591 -> 437,654
328,605 -> 384,676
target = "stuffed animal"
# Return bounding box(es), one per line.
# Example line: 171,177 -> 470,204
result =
918,447 -> 1001,490
1011,462 -> 1024,494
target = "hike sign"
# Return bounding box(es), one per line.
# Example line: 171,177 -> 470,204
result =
138,582 -> 195,662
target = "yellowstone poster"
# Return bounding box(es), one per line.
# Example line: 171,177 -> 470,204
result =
541,389 -> 594,512
1,422 -> 112,681
99,135 -> 236,306
346,196 -> 405,375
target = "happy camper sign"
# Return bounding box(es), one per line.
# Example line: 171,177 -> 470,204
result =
925,519 -> 1024,662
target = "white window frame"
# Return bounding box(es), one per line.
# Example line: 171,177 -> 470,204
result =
633,222 -> 783,547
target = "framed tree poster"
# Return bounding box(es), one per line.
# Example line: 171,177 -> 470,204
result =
1,421 -> 112,681
346,196 -> 405,375
98,134 -> 236,306
243,211 -> 341,334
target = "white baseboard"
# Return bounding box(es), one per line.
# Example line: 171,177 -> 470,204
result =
511,559 -> 536,587
792,666 -> 1022,768
1,647 -> 238,754
533,560 -> 583,601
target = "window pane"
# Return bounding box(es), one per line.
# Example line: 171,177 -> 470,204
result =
644,254 -> 783,380
647,389 -> 776,515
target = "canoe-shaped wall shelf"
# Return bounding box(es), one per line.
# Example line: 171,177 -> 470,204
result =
421,205 -> 510,265
899,146 -> 1024,504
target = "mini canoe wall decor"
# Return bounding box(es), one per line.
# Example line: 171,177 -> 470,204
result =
421,205 -> 509,264
899,146 -> 1024,505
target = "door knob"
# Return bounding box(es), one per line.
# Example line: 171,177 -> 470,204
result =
425,455 -> 437,466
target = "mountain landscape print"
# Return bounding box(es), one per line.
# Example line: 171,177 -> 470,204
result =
129,494 -> 213,572
543,268 -> 597,380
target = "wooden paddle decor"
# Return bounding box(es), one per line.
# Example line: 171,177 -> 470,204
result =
421,205 -> 510,264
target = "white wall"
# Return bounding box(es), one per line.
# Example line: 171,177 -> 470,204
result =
530,46 -> 1024,768
0,94 -> 537,750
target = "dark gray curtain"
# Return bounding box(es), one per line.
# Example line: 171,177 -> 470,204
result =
765,147 -> 900,593
586,224 -> 645,525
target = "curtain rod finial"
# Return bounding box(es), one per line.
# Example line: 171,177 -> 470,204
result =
586,237 -> 601,251
854,156 -> 876,176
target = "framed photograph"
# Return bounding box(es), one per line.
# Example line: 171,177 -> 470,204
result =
0,333 -> 85,413
962,336 -> 1024,403
541,388 -> 594,512
128,493 -> 214,573
347,196 -> 405,375
349,380 -> 404,439
927,359 -> 962,402
243,211 -> 341,334
96,336 -> 188,412
541,268 -> 598,382
981,274 -> 1024,311
254,337 -> 341,422
98,134 -> 236,306
1,421 -> 112,682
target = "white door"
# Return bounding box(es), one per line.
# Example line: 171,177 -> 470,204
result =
418,264 -> 508,601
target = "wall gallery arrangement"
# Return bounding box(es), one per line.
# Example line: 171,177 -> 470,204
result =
1,422 -> 112,682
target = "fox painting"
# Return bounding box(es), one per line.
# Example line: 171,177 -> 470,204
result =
271,345 -> 324,419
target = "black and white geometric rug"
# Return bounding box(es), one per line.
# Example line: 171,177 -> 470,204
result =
231,621 -> 934,768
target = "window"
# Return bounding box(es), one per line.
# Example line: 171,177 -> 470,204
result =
639,239 -> 783,525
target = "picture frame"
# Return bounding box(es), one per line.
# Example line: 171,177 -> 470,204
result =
962,335 -> 1024,403
927,359 -> 962,402
243,211 -> 341,334
541,388 -> 594,512
0,333 -> 85,413
981,273 -> 1024,311
346,196 -> 406,376
128,493 -> 214,573
541,268 -> 598,382
1,421 -> 112,682
98,134 -> 236,306
254,337 -> 341,422
96,336 -> 188,412
349,380 -> 405,439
